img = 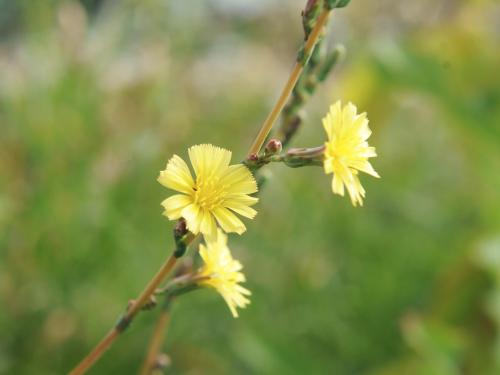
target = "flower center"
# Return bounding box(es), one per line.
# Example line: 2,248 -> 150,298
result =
193,177 -> 226,210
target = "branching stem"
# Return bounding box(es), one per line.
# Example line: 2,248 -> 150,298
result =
69,231 -> 196,375
139,273 -> 210,374
139,303 -> 172,375
247,8 -> 331,157
71,4 -> 339,375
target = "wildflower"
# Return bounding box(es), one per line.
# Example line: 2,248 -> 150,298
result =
198,229 -> 251,318
323,101 -> 379,206
158,144 -> 258,237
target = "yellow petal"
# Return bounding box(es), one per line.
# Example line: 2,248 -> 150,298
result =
221,164 -> 258,195
226,299 -> 239,318
210,146 -> 232,175
189,144 -> 232,178
331,174 -> 345,196
349,160 -> 380,178
353,113 -> 371,140
236,284 -> 251,296
212,207 -> 246,234
323,156 -> 334,175
345,175 -> 365,207
323,101 -> 342,140
200,210 -> 217,239
359,146 -> 377,158
343,102 -> 358,130
161,194 -> 192,220
158,155 -> 194,194
225,194 -> 258,206
225,198 -> 258,219
181,203 -> 202,234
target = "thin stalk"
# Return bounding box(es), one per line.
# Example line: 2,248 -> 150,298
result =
247,8 -> 331,156
139,307 -> 171,375
139,273 -> 210,375
130,9 -> 333,371
69,252 -> 183,375
69,329 -> 119,375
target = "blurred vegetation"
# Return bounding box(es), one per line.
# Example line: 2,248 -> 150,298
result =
1,0 -> 499,374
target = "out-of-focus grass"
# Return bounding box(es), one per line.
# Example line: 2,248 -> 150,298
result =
0,1 -> 499,374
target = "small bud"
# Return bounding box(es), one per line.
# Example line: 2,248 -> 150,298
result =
154,353 -> 171,370
174,218 -> 188,239
248,153 -> 259,162
265,139 -> 282,155
302,0 -> 321,39
284,146 -> 326,168
173,218 -> 190,258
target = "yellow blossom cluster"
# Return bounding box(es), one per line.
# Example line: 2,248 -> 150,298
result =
158,101 -> 379,317
158,144 -> 256,317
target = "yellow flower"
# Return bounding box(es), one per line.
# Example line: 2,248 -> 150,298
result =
158,144 -> 258,238
198,229 -> 251,318
323,101 -> 379,206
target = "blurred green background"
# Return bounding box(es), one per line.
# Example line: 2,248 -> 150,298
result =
1,0 -> 499,374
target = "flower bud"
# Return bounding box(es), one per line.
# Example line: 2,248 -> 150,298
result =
173,218 -> 190,258
247,153 -> 259,162
283,146 -> 325,168
174,218 -> 187,238
265,139 -> 283,155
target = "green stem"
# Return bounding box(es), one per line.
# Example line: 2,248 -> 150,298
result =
247,8 -> 331,157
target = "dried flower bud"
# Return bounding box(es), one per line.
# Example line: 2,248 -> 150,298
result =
265,139 -> 283,155
173,218 -> 190,258
174,218 -> 187,239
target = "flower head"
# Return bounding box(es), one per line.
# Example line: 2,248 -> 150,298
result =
158,144 -> 258,237
198,229 -> 251,318
323,101 -> 379,206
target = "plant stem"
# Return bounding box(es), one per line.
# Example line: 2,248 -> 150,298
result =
70,329 -> 119,375
278,44 -> 345,147
139,273 -> 210,374
139,306 -> 171,375
247,8 -> 331,157
69,254 -> 179,375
